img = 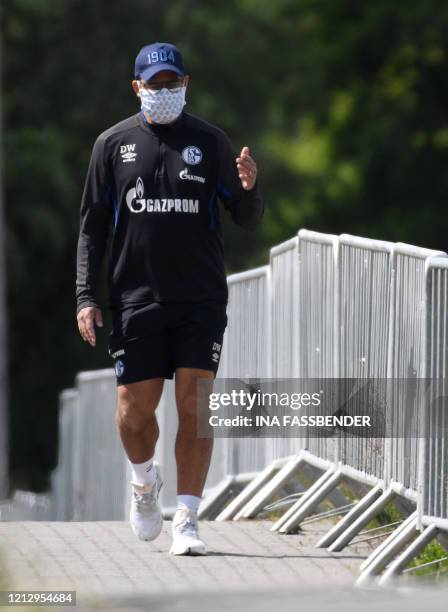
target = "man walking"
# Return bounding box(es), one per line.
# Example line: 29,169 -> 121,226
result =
76,42 -> 263,555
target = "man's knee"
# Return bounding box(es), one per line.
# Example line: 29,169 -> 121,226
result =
115,387 -> 153,433
176,370 -> 214,425
177,391 -> 199,421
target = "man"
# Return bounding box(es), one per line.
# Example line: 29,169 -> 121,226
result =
76,42 -> 263,555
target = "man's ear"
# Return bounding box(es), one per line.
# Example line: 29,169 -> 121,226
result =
131,80 -> 141,97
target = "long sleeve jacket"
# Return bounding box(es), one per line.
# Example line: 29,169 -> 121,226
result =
76,110 -> 264,314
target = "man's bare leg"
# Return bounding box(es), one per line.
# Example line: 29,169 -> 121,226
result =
115,378 -> 165,464
116,378 -> 166,542
170,367 -> 214,555
174,368 -> 214,496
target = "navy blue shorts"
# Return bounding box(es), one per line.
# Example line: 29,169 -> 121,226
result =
107,301 -> 228,385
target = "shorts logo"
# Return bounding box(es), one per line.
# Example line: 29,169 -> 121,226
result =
115,360 -> 125,377
182,146 -> 202,165
111,349 -> 125,359
212,342 -> 222,363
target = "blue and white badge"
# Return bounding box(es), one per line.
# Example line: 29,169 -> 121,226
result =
182,146 -> 202,165
115,359 -> 125,377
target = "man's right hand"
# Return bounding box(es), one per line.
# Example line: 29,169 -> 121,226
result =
77,306 -> 103,347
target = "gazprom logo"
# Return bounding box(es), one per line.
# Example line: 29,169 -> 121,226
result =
136,177 -> 144,199
125,176 -> 199,215
179,167 -> 205,184
126,176 -> 145,213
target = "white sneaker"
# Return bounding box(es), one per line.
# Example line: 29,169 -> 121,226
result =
129,464 -> 163,541
170,506 -> 207,556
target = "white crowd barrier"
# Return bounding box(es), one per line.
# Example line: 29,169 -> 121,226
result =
297,231 -> 338,466
36,228 -> 447,546
385,245 -> 444,498
270,237 -> 299,379
269,238 -> 301,462
0,491 -> 53,521
337,234 -> 394,483
73,370 -> 129,520
420,256 -> 448,532
50,389 -> 78,520
210,266 -> 271,488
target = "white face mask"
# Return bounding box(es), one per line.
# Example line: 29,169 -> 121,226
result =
139,84 -> 186,124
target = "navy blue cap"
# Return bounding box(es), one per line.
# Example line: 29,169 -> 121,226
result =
134,42 -> 185,81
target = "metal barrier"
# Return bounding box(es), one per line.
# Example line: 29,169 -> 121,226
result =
50,389 -> 79,520
337,234 -> 394,482
73,369 -> 128,520
386,244 -> 445,497
370,253 -> 448,584
0,492 -> 53,521
269,238 -> 302,463
270,238 -> 299,379
314,235 -> 396,551
420,256 -> 448,532
219,266 -> 271,477
270,232 -> 397,535
221,265 -> 271,379
199,266 -> 272,517
297,231 -> 338,466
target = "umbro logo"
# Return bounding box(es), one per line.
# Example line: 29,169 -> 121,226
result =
211,342 -> 221,363
120,144 -> 137,163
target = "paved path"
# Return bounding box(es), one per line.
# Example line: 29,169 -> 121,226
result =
0,520 -> 367,597
2,520 -> 445,611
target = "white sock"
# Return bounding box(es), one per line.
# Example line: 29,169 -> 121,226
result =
177,494 -> 201,514
129,457 -> 156,487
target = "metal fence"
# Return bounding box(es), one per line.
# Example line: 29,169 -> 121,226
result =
214,266 -> 271,481
297,231 -> 338,465
420,256 -> 448,532
337,234 -> 394,482
73,369 -> 129,520
386,244 -> 444,496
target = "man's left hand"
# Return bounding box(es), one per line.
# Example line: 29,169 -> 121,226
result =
236,146 -> 257,191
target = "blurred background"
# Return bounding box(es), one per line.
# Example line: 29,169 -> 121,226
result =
1,0 -> 448,493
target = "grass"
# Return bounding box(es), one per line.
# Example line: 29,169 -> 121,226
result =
406,541 -> 448,579
364,502 -> 448,579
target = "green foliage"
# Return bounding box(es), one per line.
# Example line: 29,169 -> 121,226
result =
407,541 -> 448,579
4,0 -> 448,488
363,503 -> 448,580
370,502 -> 404,528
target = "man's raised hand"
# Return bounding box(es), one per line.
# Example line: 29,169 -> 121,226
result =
236,146 -> 257,191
